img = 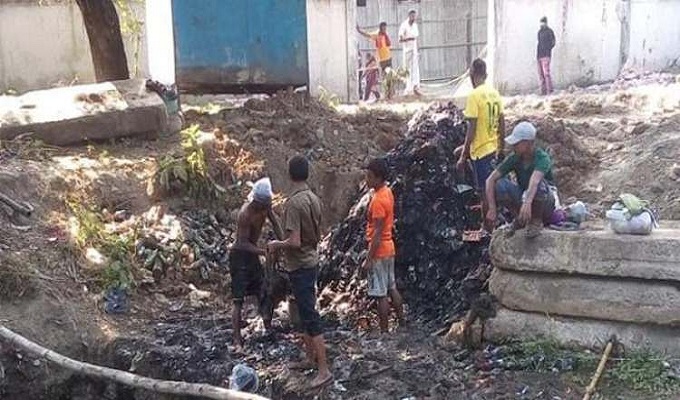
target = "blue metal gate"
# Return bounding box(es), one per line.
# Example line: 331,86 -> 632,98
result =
172,0 -> 309,93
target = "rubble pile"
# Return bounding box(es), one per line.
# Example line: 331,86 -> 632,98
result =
318,103 -> 491,328
133,207 -> 235,284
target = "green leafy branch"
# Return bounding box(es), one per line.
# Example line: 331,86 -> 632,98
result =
154,125 -> 225,200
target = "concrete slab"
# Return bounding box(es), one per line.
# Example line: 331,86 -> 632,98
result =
485,307 -> 680,356
489,268 -> 680,326
0,79 -> 168,146
490,228 -> 680,282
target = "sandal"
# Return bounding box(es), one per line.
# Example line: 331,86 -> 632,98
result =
289,360 -> 316,371
307,373 -> 333,391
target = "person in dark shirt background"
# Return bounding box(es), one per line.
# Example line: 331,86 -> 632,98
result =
537,16 -> 556,95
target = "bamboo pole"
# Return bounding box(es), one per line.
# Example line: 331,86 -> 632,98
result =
583,340 -> 614,400
0,325 -> 268,400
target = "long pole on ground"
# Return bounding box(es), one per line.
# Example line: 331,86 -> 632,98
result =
0,325 -> 269,400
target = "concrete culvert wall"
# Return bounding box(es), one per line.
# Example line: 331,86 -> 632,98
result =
487,227 -> 680,356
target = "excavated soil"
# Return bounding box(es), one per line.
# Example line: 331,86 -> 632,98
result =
505,72 -> 680,218
183,92 -> 408,228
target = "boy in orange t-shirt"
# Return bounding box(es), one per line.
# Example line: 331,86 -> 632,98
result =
362,158 -> 405,333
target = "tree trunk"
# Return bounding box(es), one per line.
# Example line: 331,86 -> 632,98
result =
0,325 -> 269,400
75,0 -> 130,82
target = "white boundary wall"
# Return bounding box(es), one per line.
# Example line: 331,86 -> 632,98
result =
306,0 -> 357,102
490,0 -> 680,94
0,1 -> 147,93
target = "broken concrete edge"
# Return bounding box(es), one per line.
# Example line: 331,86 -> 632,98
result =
490,227 -> 680,282
488,267 -> 680,327
485,307 -> 680,357
0,79 -> 168,146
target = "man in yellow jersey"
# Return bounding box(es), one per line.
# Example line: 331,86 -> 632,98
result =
457,58 -> 505,217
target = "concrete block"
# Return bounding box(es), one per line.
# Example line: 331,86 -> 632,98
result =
489,268 -> 680,326
490,228 -> 680,282
485,307 -> 680,356
0,79 -> 168,146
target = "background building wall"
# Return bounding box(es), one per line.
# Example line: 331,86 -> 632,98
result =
0,0 -> 147,93
306,0 -> 354,101
491,0 -> 680,94
491,0 -> 622,94
627,0 -> 680,71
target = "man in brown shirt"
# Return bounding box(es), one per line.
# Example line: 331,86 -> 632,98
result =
267,155 -> 332,389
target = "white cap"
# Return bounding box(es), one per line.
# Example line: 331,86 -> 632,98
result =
248,177 -> 273,206
505,121 -> 537,145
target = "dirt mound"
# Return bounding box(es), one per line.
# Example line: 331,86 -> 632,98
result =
185,92 -> 408,228
318,103 -> 491,328
507,116 -> 601,198
591,114 -> 680,219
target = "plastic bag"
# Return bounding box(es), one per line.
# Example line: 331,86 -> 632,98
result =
566,201 -> 587,224
229,364 -> 259,393
619,193 -> 647,216
607,210 -> 654,235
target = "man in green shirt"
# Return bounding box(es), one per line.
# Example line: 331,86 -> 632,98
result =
485,121 -> 555,238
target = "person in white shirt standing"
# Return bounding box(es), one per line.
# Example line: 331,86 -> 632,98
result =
399,9 -> 421,96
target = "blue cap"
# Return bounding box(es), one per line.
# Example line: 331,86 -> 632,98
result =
505,122 -> 537,145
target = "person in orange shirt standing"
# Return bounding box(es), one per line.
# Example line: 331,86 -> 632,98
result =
357,22 -> 393,72
362,158 -> 405,333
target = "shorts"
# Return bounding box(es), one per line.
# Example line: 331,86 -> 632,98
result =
471,153 -> 497,191
288,266 -> 322,337
495,178 -> 556,223
367,257 -> 396,298
380,59 -> 392,72
229,249 -> 263,305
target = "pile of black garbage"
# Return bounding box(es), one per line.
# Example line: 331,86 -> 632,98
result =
318,103 -> 491,328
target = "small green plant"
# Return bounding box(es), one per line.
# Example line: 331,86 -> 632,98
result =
501,338 -> 597,373
101,260 -> 134,291
503,339 -> 680,396
114,0 -> 144,76
609,350 -> 680,393
67,199 -> 137,290
318,86 -> 340,108
155,125 -> 224,200
382,67 -> 409,100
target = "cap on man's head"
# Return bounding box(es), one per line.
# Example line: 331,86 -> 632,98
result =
505,121 -> 537,145
540,16 -> 548,23
248,177 -> 273,206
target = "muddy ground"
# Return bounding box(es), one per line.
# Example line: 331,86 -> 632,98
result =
1,78 -> 680,399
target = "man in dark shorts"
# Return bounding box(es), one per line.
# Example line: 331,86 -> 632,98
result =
485,121 -> 556,238
267,155 -> 332,390
230,177 -> 277,348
